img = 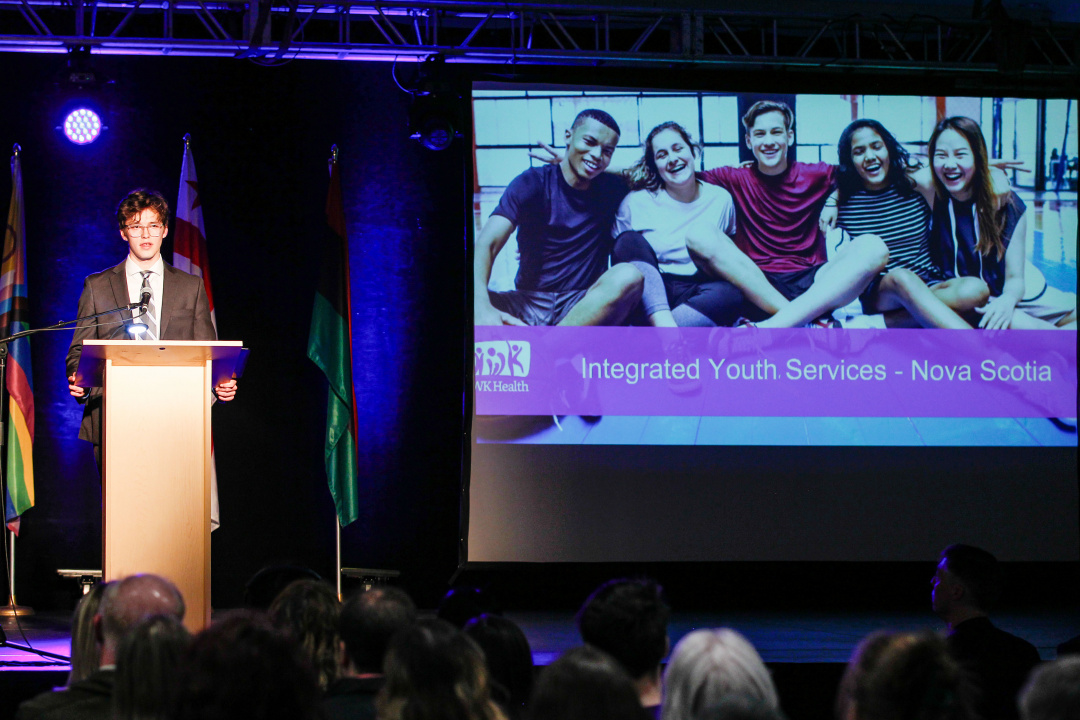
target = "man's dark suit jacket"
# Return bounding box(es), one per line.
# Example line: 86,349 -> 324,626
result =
947,616 -> 1042,720
14,669 -> 115,720
320,676 -> 383,720
65,260 -> 216,445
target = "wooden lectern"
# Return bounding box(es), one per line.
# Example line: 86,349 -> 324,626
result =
75,340 -> 245,633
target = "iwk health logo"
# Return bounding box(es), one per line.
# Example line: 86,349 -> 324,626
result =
474,340 -> 530,392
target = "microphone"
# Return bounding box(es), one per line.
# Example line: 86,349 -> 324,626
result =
139,287 -> 152,310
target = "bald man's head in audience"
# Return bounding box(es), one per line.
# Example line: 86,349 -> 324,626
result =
96,574 -> 185,665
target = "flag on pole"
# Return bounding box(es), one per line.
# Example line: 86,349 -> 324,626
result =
307,146 -> 359,526
174,136 -> 216,326
2,146 -> 34,535
173,135 -> 220,530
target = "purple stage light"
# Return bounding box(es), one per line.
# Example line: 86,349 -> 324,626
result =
63,108 -> 102,145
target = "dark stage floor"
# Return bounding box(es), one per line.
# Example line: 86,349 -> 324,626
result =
3,608 -> 1078,720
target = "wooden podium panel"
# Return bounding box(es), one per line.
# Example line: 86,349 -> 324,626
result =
77,340 -> 244,633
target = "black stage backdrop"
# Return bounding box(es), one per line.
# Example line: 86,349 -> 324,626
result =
0,52 -> 466,610
2,53 -> 1076,614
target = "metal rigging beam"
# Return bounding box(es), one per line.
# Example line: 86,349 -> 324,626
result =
0,1 -> 1075,78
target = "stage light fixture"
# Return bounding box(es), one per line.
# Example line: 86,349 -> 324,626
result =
63,108 -> 102,145
54,46 -> 114,146
402,55 -> 464,152
407,94 -> 464,152
411,115 -> 456,152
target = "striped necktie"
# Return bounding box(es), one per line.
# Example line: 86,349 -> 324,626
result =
140,271 -> 158,340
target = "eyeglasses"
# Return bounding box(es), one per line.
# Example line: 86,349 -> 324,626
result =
124,223 -> 165,237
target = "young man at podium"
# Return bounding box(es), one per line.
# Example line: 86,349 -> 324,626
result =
65,189 -> 238,468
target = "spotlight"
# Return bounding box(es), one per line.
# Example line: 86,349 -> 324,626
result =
404,55 -> 463,152
63,108 -> 102,145
411,115 -> 456,152
54,46 -> 112,146
408,94 -> 464,152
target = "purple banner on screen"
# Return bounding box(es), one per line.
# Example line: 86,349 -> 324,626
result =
473,327 -> 1077,418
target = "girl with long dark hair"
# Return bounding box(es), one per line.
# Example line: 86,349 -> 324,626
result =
928,116 -> 1075,329
831,119 -> 989,328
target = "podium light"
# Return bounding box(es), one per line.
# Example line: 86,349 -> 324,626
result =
126,322 -> 148,337
63,108 -> 102,145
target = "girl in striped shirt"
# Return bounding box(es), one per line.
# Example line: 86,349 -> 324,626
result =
831,119 -> 990,328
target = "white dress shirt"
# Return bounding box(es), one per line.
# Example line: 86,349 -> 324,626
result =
124,256 -> 164,338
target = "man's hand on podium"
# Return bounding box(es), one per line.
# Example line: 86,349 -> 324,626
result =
214,378 -> 238,402
68,374 -> 87,399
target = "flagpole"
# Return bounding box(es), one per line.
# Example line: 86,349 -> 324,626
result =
1,144 -> 32,619
1,532 -> 34,617
330,143 -> 342,603
336,518 -> 342,602
316,145 -> 397,601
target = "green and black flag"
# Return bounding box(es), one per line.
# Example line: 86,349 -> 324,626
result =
307,147 -> 360,526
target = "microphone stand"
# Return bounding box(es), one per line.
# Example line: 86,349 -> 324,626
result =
0,302 -> 147,347
0,302 -> 144,661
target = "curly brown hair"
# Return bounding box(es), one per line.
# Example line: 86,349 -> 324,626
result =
116,189 -> 170,231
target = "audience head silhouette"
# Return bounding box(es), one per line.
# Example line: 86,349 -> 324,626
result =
98,574 -> 185,666
112,613 -> 191,720
67,580 -> 110,686
526,645 -> 651,720
465,613 -> 535,720
1020,657 -> 1080,720
661,628 -> 780,720
378,618 -> 507,720
932,544 -> 1003,626
269,578 -> 341,690
577,577 -> 670,681
841,631 -> 974,720
173,611 -> 320,720
339,585 -> 418,675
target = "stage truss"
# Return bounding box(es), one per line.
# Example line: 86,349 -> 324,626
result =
0,1 -> 1076,79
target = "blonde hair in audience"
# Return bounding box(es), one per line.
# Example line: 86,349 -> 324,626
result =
67,581 -> 110,686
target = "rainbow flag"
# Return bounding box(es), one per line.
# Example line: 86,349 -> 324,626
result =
307,150 -> 359,526
2,149 -> 34,535
174,137 -> 221,530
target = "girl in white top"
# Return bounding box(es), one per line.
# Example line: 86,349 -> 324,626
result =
612,122 -> 742,327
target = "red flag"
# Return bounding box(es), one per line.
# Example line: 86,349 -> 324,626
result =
174,137 -> 216,328
174,136 -> 220,529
